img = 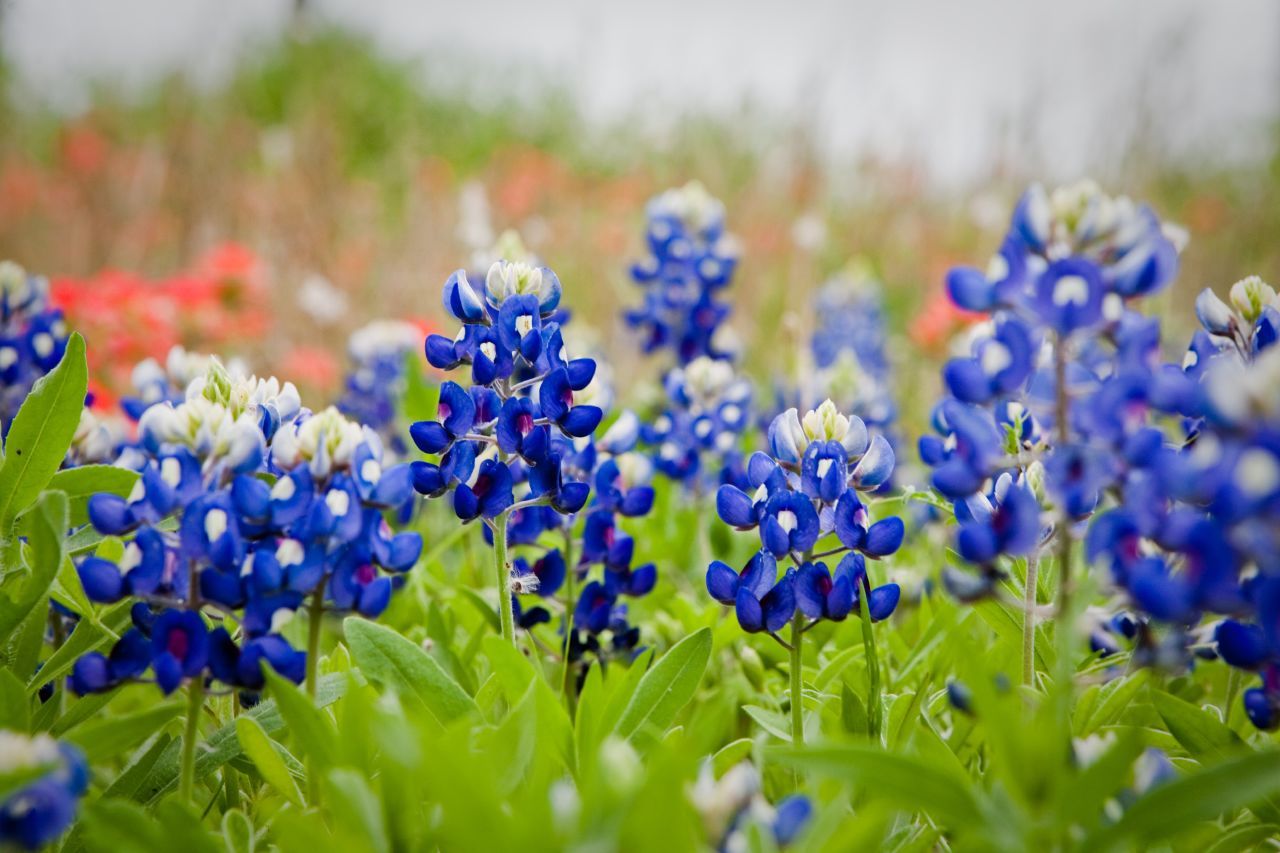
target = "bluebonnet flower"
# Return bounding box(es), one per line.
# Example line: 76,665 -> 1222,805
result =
0,732 -> 88,850
708,400 -> 903,743
413,261 -> 606,646
121,346 -> 242,422
642,356 -> 753,492
923,180 -> 1191,627
625,182 -> 741,365
337,320 -> 423,456
0,261 -> 70,436
70,362 -> 420,699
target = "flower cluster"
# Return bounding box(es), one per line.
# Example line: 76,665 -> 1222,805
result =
337,320 -> 425,456
413,260 -> 604,641
0,733 -> 88,851
708,400 -> 902,634
641,356 -> 753,492
922,180 -> 1185,602
0,261 -> 70,436
624,182 -> 740,365
71,362 -> 421,698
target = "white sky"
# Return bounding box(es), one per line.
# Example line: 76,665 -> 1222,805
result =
3,0 -> 1276,186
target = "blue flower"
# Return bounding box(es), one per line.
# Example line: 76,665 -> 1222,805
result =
954,480 -> 1041,566
453,457 -> 515,521
209,629 -> 305,691
707,552 -> 796,634
538,367 -> 603,438
758,492 -> 820,558
496,396 -> 550,462
410,381 -> 477,454
794,561 -> 854,621
943,316 -> 1035,404
149,609 -> 210,695
1033,258 -> 1106,335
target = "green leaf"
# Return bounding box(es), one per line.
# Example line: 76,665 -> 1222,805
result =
0,333 -> 87,530
482,634 -> 537,704
66,701 -> 183,762
0,669 -> 29,731
0,490 -> 66,645
1076,670 -> 1148,734
711,738 -> 753,776
614,627 -> 711,742
236,716 -> 304,806
45,464 -> 139,527
51,554 -> 92,618
325,768 -> 390,853
101,733 -> 173,800
262,666 -> 338,770
1088,750 -> 1280,850
841,683 -> 868,736
132,672 -> 347,803
221,809 -> 256,853
743,704 -> 793,742
153,799 -> 220,853
770,744 -> 983,828
344,616 -> 478,724
1151,690 -> 1280,824
1151,690 -> 1243,758
79,799 -> 166,852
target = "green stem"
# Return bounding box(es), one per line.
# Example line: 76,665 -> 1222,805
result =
1022,552 -> 1040,687
789,612 -> 804,746
179,677 -> 205,803
305,583 -> 325,698
858,575 -> 883,740
493,513 -> 515,645
559,529 -> 577,705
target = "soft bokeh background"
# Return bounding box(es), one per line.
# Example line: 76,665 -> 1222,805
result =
1,0 -> 1278,420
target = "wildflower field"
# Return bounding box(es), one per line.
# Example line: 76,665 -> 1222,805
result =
2,28 -> 1280,853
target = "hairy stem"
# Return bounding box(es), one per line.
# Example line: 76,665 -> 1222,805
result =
789,612 -> 804,746
179,676 -> 205,803
1022,552 -> 1040,687
493,513 -> 515,645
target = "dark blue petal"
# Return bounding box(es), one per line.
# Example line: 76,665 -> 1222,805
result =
867,584 -> 901,621
706,561 -> 740,603
863,517 -> 905,557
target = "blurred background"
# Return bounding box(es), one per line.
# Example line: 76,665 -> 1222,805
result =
1,0 -> 1278,415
